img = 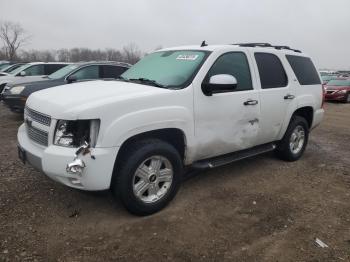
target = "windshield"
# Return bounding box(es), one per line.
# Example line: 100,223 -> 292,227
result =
121,50 -> 209,88
327,79 -> 350,86
0,64 -> 10,70
9,64 -> 32,75
48,64 -> 79,79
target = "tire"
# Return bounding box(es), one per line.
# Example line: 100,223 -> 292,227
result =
113,139 -> 183,216
345,93 -> 350,103
275,116 -> 309,162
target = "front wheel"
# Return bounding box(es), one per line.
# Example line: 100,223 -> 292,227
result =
276,116 -> 309,162
113,139 -> 183,216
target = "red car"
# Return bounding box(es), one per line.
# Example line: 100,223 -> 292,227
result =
324,78 -> 350,103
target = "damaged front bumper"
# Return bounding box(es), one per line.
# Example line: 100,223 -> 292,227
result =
17,124 -> 119,190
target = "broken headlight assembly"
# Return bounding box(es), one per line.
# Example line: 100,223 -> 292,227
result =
54,119 -> 100,148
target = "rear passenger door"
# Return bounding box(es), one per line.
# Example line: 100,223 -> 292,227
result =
101,65 -> 128,79
253,52 -> 296,144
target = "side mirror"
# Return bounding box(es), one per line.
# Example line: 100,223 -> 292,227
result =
67,75 -> 77,83
202,74 -> 238,96
19,71 -> 26,77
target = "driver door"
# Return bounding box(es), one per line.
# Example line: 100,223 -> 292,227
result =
193,51 -> 260,160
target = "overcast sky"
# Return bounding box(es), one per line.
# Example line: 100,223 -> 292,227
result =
1,0 -> 349,69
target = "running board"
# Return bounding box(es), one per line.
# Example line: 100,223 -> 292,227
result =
192,143 -> 276,169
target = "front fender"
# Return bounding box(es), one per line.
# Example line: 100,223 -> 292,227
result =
99,106 -> 193,148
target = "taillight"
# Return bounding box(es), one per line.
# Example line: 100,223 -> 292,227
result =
321,84 -> 326,108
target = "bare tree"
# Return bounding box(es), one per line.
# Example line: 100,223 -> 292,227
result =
0,21 -> 29,60
122,43 -> 142,64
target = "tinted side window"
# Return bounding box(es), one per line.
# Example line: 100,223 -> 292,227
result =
70,65 -> 99,80
286,55 -> 321,85
254,53 -> 288,89
206,52 -> 253,91
102,65 -> 128,78
22,65 -> 45,76
45,64 -> 66,75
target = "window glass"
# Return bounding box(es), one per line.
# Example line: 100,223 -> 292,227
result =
10,64 -> 32,76
45,64 -> 67,75
286,55 -> 321,85
206,52 -> 253,91
23,64 -> 45,76
255,53 -> 288,89
122,50 -> 208,87
70,65 -> 99,80
102,65 -> 128,78
48,64 -> 79,79
327,79 -> 350,86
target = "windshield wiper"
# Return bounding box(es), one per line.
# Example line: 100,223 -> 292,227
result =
116,76 -> 129,82
129,78 -> 165,88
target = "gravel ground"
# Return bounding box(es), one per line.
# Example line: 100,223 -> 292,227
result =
0,102 -> 350,262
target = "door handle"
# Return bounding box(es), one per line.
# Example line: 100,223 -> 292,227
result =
284,94 -> 295,100
244,99 -> 258,106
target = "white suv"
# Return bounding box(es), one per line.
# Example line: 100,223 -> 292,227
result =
17,43 -> 324,215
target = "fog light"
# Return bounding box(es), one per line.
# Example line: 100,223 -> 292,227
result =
66,158 -> 85,175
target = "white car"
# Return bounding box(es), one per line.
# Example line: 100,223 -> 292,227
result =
17,43 -> 324,215
0,62 -> 69,93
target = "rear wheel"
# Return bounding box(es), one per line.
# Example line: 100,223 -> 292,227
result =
113,139 -> 183,216
276,116 -> 309,161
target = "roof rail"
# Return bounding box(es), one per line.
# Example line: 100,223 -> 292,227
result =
234,43 -> 302,53
274,46 -> 301,53
235,43 -> 272,47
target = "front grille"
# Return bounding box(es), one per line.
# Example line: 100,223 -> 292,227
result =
27,125 -> 49,146
25,106 -> 51,126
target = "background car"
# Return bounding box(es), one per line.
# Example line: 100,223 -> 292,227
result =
1,61 -> 131,112
324,78 -> 350,103
0,62 -> 69,93
321,75 -> 338,84
0,63 -> 27,73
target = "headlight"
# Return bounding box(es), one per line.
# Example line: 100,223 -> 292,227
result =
54,119 -> 100,147
10,85 -> 25,94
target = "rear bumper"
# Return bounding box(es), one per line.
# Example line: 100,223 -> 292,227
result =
17,124 -> 119,190
312,108 -> 324,130
2,94 -> 26,112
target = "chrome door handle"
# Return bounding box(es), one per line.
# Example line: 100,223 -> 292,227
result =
244,99 -> 258,106
284,94 -> 295,100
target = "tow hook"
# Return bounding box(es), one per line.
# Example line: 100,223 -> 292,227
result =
66,142 -> 90,175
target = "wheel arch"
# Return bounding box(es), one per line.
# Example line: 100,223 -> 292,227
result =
110,128 -> 187,188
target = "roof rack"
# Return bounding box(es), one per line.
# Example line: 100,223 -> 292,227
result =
233,43 -> 301,53
274,46 -> 301,53
235,43 -> 272,48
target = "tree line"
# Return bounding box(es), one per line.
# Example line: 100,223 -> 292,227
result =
0,21 -> 143,64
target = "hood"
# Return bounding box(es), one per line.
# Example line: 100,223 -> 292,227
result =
9,75 -> 48,86
21,78 -> 65,96
27,80 -> 171,119
0,75 -> 20,85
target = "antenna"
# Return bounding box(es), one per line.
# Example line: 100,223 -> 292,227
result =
201,40 -> 208,47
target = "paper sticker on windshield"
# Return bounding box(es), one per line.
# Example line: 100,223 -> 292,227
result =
176,54 -> 199,61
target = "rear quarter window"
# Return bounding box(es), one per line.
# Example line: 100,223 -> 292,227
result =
286,55 -> 321,85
